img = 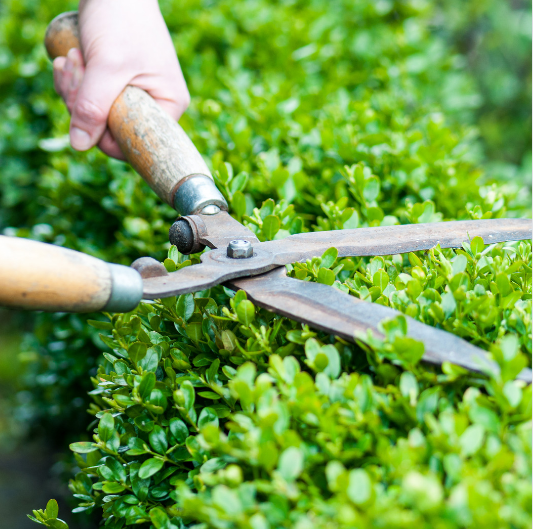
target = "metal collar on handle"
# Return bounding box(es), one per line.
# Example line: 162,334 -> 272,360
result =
172,174 -> 228,216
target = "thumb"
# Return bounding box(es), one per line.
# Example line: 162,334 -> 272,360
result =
69,61 -> 128,151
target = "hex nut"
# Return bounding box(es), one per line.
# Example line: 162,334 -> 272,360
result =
227,239 -> 253,259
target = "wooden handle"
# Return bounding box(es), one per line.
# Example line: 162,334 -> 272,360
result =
45,12 -> 212,208
0,236 -> 142,313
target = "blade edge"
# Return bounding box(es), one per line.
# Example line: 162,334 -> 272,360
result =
229,269 -> 532,383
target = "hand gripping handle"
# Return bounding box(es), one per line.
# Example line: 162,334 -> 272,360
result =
0,236 -> 143,313
45,12 -> 227,215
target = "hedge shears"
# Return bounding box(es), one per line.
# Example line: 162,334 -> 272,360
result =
1,12 -> 531,382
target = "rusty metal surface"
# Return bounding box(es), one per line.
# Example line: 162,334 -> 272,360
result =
192,211 -> 259,249
229,268 -> 533,383
262,218 -> 532,263
143,218 -> 532,298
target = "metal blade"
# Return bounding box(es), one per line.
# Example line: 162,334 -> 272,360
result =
229,268 -> 532,383
262,218 -> 532,265
143,218 -> 531,298
142,257 -> 276,299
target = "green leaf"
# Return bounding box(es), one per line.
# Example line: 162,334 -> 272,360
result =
363,176 -> 380,202
128,342 -> 147,365
343,209 -> 359,229
320,247 -> 338,269
259,199 -> 275,219
138,346 -> 161,372
373,269 -> 389,291
149,389 -> 168,413
139,458 -> 165,479
347,469 -> 372,505
47,520 -> 69,529
177,294 -> 195,321
277,447 -> 303,480
70,442 -> 98,454
98,413 -> 115,443
452,254 -> 467,274
149,425 -> 169,454
236,300 -> 255,325
198,407 -> 219,429
169,418 -> 189,444
218,161 -> 233,183
168,245 -> 179,263
317,268 -> 335,285
87,320 -> 113,330
399,372 -> 418,399
186,322 -> 203,342
102,482 -> 125,494
263,214 -> 280,240
127,437 -> 148,456
460,424 -> 485,456
441,292 -> 457,318
180,380 -> 196,411
470,236 -> 484,256
150,507 -> 171,529
46,499 -> 59,519
138,371 -> 156,401
495,273 -> 512,296
206,358 -> 220,383
230,171 -> 249,194
232,191 -> 247,218
212,485 -> 243,515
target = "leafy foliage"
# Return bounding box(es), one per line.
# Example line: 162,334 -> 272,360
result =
1,0 -> 530,440
0,0 -> 530,527
32,231 -> 533,528
32,243 -> 532,527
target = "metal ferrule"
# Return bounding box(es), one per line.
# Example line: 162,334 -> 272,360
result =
104,264 -> 144,312
173,174 -> 228,216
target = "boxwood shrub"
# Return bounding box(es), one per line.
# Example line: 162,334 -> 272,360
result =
0,0 -> 530,527
30,236 -> 532,528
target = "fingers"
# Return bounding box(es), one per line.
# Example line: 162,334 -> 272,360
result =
98,130 -> 125,160
52,56 -> 67,95
68,59 -> 129,152
53,49 -> 125,159
52,51 -> 191,161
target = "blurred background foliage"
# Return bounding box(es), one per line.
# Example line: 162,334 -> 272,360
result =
0,0 -> 530,527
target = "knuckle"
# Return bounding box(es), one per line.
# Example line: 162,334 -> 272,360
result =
74,99 -> 107,125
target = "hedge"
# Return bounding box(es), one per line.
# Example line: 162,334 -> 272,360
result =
0,0 -> 530,528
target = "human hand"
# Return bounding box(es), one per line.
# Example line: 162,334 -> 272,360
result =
52,0 -> 190,159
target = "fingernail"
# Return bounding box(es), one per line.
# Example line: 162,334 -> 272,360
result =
64,58 -> 73,72
67,48 -> 80,65
70,127 -> 92,150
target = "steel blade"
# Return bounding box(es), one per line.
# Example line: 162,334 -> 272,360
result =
229,268 -> 532,383
142,256 -> 276,299
261,218 -> 532,265
143,218 -> 531,298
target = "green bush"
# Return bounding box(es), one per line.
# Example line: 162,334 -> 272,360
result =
0,0 -> 530,527
30,238 -> 532,528
1,0 -> 530,442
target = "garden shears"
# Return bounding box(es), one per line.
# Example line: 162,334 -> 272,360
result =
1,12 -> 531,382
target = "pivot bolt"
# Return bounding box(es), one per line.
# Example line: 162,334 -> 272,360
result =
227,240 -> 253,259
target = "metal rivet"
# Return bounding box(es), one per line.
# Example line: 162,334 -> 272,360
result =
227,239 -> 253,259
200,204 -> 221,215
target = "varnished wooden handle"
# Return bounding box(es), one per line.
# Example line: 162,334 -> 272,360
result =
0,236 -> 142,313
45,12 -> 212,208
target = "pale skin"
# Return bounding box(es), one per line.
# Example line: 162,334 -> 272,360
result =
52,0 -> 190,159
